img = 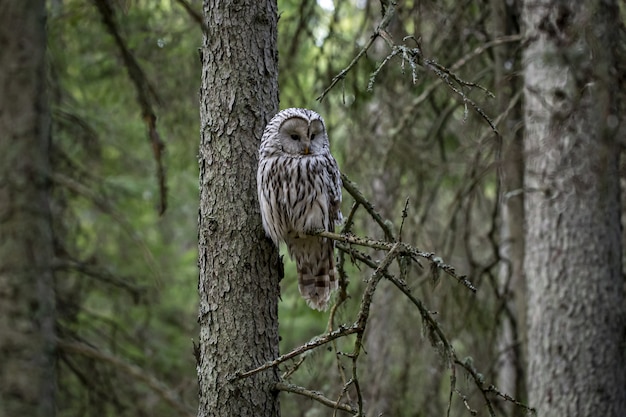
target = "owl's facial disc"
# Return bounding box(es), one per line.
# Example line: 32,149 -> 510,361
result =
303,119 -> 324,156
279,116 -> 324,157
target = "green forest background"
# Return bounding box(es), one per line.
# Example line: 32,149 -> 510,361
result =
31,0 -> 625,416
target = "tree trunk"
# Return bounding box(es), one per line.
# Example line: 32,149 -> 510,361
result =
490,0 -> 527,413
0,2 -> 56,417
522,0 -> 626,415
197,1 -> 281,416
364,174 -> 398,416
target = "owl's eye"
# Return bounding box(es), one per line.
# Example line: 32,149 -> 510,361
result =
290,134 -> 300,141
310,133 -> 316,140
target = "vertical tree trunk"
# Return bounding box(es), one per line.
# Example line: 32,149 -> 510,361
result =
197,1 -> 281,416
522,0 -> 626,415
0,2 -> 56,417
364,174 -> 398,416
490,0 -> 526,412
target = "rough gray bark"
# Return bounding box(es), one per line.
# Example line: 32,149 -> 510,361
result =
0,2 -> 56,417
522,0 -> 626,415
197,1 -> 281,416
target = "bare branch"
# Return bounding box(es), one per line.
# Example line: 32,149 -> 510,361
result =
232,324 -> 360,380
275,381 -> 357,415
92,0 -> 167,214
317,1 -> 397,102
59,339 -> 194,417
53,259 -> 146,301
52,172 -> 163,284
173,0 -> 208,33
456,358 -> 537,417
341,173 -> 395,241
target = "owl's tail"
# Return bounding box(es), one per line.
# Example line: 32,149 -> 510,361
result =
291,237 -> 338,311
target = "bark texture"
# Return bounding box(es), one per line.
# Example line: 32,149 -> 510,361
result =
197,1 -> 280,416
522,0 -> 626,415
0,2 -> 56,417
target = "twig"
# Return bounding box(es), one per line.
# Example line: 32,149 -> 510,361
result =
485,385 -> 537,416
275,381 -> 356,415
399,197 -> 410,240
341,201 -> 360,234
317,1 -> 397,101
455,358 -> 537,417
316,229 -> 477,292
317,229 -> 395,252
281,356 -> 306,380
341,173 -> 395,241
351,242 -> 401,414
232,324 -> 360,380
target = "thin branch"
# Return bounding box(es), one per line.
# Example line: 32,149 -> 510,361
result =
455,358 -> 537,417
173,0 -> 208,33
317,229 -> 477,292
232,323 -> 360,380
317,1 -> 397,102
351,242 -> 401,414
53,259 -> 146,301
355,243 -> 400,328
280,356 -> 306,380
318,229 -> 395,251
52,172 -> 162,284
58,339 -> 194,417
335,243 -> 462,417
235,244 -> 400,387
399,197 -> 410,240
384,47 -> 498,133
342,201 -> 360,234
275,381 -> 356,415
450,34 -> 524,72
392,34 -> 524,141
485,385 -> 537,416
372,35 -> 525,139
92,0 -> 167,214
341,173 -> 395,241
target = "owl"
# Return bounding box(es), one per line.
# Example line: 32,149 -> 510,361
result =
257,108 -> 343,311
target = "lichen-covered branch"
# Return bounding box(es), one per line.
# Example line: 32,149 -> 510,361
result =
316,229 -> 477,292
316,1 -> 397,102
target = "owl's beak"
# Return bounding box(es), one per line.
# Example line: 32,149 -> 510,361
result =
302,145 -> 310,155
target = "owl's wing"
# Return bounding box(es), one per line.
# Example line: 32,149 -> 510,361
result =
326,155 -> 343,228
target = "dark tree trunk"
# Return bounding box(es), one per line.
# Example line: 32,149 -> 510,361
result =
522,0 -> 626,415
197,1 -> 281,416
0,2 -> 56,416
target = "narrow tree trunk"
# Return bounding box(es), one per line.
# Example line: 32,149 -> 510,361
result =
0,2 -> 56,417
197,1 -> 281,416
522,0 -> 626,415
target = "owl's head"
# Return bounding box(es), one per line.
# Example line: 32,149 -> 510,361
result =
261,108 -> 330,157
